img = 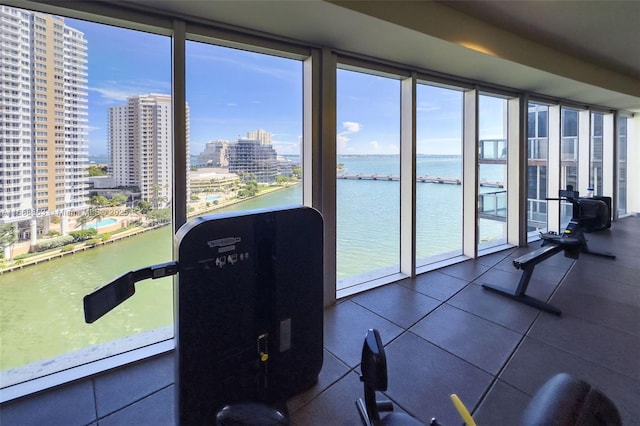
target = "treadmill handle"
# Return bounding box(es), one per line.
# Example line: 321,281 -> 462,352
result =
83,261 -> 179,324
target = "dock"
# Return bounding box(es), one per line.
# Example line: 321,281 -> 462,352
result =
337,174 -> 503,188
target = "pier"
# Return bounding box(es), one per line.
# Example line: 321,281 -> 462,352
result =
337,174 -> 503,188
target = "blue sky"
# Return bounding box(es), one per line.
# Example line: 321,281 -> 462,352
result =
70,18 -> 501,157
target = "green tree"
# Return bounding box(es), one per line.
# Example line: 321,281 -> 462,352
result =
147,208 -> 171,226
110,194 -> 128,207
0,224 -> 18,260
136,200 -> 152,215
238,180 -> 259,198
150,184 -> 168,210
90,195 -> 109,207
87,165 -> 108,176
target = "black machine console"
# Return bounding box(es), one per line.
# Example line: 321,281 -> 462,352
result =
84,206 -> 324,424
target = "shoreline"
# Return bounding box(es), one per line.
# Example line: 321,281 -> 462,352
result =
0,182 -> 300,275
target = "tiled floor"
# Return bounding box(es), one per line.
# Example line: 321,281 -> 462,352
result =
2,215 -> 638,425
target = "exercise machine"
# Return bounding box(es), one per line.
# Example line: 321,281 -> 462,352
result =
357,329 -> 622,426
84,206 -> 324,425
356,329 -> 430,426
482,187 -> 615,315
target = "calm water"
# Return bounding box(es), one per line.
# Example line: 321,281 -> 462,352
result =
0,155 -> 504,371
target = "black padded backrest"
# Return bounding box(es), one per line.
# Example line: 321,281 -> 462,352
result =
520,373 -> 622,426
361,329 -> 388,392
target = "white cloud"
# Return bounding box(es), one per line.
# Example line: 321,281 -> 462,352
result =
89,79 -> 171,105
336,121 -> 362,152
342,121 -> 361,132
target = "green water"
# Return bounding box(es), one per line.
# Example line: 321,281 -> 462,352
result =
0,187 -> 302,372
0,227 -> 174,371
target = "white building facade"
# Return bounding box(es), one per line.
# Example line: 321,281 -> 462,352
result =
109,94 -> 189,206
0,6 -> 88,241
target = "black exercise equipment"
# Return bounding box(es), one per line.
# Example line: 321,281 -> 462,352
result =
358,330 -> 622,426
84,206 -> 324,425
482,187 -> 615,315
356,329 -> 439,426
521,372 -> 622,426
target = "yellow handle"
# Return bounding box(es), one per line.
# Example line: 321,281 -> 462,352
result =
450,394 -> 476,426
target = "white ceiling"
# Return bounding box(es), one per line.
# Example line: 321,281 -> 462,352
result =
113,0 -> 640,111
444,0 -> 640,80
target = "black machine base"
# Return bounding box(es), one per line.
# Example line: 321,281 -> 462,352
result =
481,283 -> 562,316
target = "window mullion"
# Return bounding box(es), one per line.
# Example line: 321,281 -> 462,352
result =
547,105 -> 561,232
463,89 -> 478,258
507,96 -> 524,245
400,73 -> 417,277
172,19 -> 187,233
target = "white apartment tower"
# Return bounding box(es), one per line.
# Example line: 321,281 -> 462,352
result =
247,129 -> 273,146
0,6 -> 88,241
109,94 -> 189,206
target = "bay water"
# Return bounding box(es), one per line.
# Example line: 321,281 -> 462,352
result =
0,155 -> 503,373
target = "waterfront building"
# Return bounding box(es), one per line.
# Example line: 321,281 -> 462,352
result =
276,155 -> 296,177
228,132 -> 278,183
189,168 -> 239,194
0,6 -> 88,242
196,140 -> 229,167
108,94 -> 190,206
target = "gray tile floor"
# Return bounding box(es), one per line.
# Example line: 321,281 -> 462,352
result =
2,215 -> 638,425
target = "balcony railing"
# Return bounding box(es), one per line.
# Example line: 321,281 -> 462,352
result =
478,190 -> 507,222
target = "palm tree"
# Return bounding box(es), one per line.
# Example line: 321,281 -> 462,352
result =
88,208 -> 105,230
149,184 -> 168,210
75,214 -> 90,229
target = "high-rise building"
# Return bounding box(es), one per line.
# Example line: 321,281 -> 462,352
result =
228,132 -> 278,183
197,140 -> 229,167
108,94 -> 189,206
0,6 -> 88,241
246,129 -> 272,146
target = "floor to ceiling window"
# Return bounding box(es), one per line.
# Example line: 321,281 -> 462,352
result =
184,40 -> 304,215
415,83 -> 463,265
335,67 -> 401,291
2,1 -> 636,405
527,103 -> 549,236
617,116 -> 628,215
560,107 -> 580,227
477,94 -> 509,249
590,112 -> 604,196
0,11 -> 173,387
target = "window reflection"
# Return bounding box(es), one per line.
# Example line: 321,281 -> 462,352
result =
527,103 -> 549,236
478,94 -> 508,249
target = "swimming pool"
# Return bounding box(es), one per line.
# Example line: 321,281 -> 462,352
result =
205,195 -> 221,202
85,218 -> 118,229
